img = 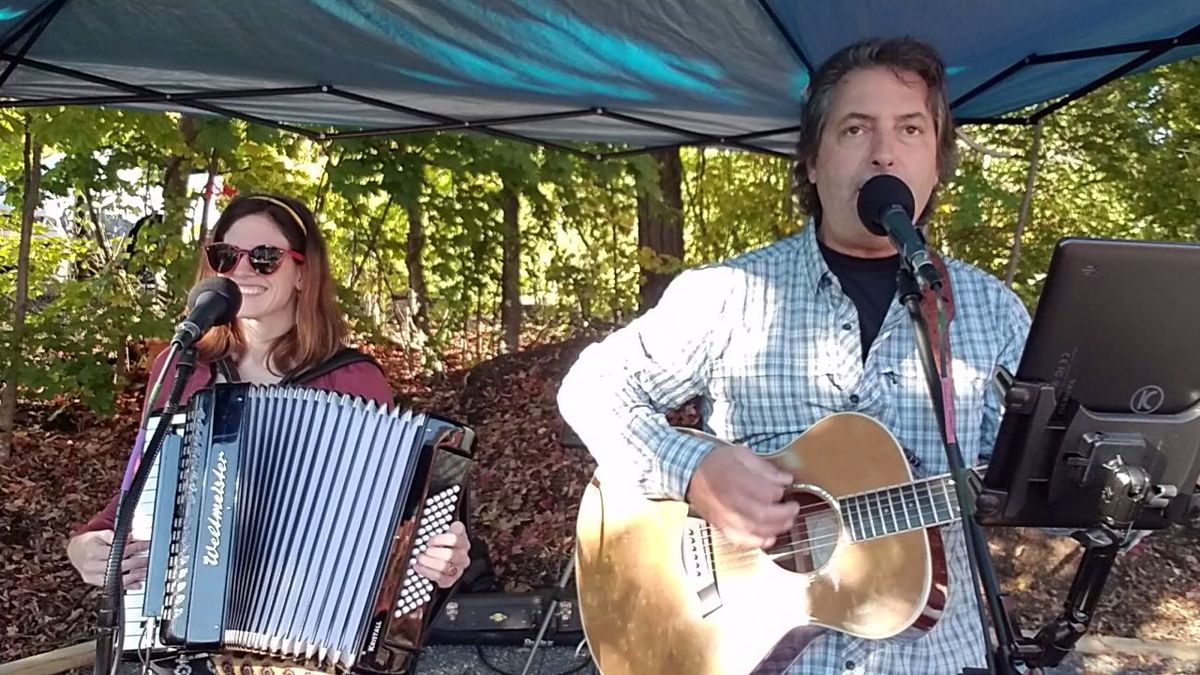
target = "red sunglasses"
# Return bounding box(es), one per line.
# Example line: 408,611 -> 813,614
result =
204,242 -> 305,275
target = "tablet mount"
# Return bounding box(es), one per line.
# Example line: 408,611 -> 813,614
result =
970,375 -> 1200,672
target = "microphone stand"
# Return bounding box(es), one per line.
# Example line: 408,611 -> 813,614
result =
896,267 -> 1017,675
94,342 -> 198,675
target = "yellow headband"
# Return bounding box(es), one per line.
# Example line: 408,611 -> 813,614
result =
247,195 -> 307,235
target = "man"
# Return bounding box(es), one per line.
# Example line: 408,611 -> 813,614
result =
557,37 -> 1031,673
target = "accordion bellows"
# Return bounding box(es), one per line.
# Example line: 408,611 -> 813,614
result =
136,383 -> 474,673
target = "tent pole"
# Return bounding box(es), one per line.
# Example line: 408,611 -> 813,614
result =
1005,119 -> 1044,288
0,0 -> 69,90
0,0 -> 67,54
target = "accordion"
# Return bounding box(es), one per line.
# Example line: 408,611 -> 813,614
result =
124,383 -> 474,673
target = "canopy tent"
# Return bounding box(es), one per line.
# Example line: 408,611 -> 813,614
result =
0,0 -> 1198,159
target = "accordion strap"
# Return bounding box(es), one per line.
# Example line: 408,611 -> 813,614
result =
280,346 -> 384,386
212,356 -> 239,383
205,348 -> 380,388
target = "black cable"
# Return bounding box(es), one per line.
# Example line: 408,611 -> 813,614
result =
95,344 -> 198,675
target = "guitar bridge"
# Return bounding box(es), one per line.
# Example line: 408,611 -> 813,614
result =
682,519 -> 721,617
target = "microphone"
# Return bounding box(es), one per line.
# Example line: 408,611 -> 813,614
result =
856,174 -> 942,290
171,276 -> 242,348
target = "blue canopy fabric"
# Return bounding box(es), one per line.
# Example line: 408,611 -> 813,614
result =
0,0 -> 1198,158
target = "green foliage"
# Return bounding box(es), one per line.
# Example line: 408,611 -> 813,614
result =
0,218 -> 171,413
682,149 -> 799,264
935,60 -> 1200,309
4,57 -> 1200,412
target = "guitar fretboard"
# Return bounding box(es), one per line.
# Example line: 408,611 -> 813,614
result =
838,475 -> 961,542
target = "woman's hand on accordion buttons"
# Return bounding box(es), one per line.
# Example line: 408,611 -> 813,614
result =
66,529 -> 150,589
414,521 -> 470,589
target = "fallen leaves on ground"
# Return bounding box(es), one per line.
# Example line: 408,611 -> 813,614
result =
3,337 -> 1198,663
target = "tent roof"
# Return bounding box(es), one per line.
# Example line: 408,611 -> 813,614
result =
1,1 -> 1198,159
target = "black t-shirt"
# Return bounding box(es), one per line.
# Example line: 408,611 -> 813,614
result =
818,237 -> 900,358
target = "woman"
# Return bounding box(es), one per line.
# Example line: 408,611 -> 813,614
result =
68,192 -> 471,598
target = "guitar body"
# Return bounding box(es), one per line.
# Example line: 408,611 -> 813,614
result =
574,412 -> 948,675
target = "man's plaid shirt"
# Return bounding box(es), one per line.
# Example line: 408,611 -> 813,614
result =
558,222 -> 1031,674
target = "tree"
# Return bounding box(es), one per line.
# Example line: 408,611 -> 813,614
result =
499,182 -> 521,353
636,148 -> 684,312
0,116 -> 40,459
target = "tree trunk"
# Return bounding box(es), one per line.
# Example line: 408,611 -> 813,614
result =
349,197 -> 394,289
1006,120 -> 1044,288
780,159 -> 795,238
499,184 -> 522,354
162,116 -> 198,226
154,115 -> 198,295
610,206 -> 621,325
82,189 -> 111,266
636,147 -> 684,312
0,120 -> 42,460
314,145 -> 342,219
404,174 -> 429,333
694,150 -> 708,254
197,147 -> 219,247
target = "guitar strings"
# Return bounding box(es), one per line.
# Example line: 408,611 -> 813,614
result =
687,486 -> 962,563
697,507 -> 958,568
690,510 -> 956,562
691,491 -> 960,551
689,476 -> 958,546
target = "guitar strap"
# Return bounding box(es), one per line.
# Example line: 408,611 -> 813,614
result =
753,255 -> 958,671
920,253 -> 955,377
920,253 -> 958,444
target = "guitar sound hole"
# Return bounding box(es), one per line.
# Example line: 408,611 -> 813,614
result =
767,487 -> 841,574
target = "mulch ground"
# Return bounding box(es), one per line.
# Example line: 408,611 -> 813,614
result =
3,337 -> 1197,664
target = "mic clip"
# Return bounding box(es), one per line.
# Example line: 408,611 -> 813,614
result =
171,320 -> 203,348
908,248 -> 943,291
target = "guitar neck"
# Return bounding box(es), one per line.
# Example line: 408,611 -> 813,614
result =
837,474 -> 962,542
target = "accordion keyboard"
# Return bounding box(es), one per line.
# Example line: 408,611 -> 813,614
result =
121,460 -> 157,652
124,412 -> 186,652
396,484 -> 463,617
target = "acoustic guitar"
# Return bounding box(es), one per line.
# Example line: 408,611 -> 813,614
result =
574,412 -> 971,675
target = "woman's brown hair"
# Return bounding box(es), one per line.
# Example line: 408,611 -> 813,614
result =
195,193 -> 346,376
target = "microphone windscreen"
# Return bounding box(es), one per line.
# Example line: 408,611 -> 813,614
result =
186,276 -> 242,327
856,174 -> 915,237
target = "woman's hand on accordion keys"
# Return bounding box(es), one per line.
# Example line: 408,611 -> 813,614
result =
413,521 -> 470,588
66,529 -> 149,589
